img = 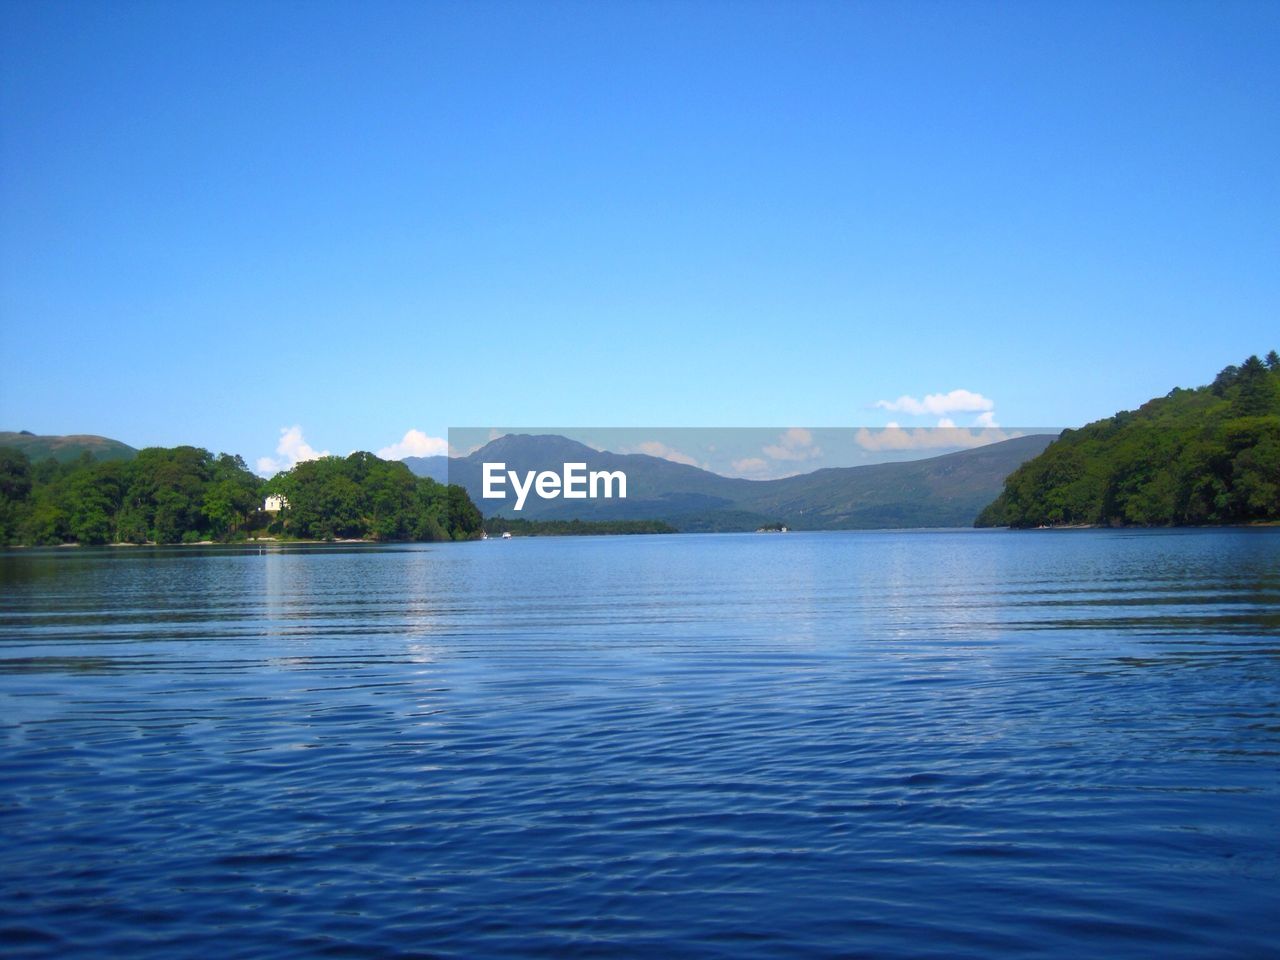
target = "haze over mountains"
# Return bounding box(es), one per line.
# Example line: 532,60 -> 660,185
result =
406,433 -> 1056,530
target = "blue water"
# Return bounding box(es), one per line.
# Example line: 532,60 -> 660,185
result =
1,529 -> 1277,958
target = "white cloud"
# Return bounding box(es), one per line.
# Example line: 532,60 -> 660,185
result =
628,440 -> 701,467
875,389 -> 995,417
973,411 -> 999,428
730,457 -> 770,477
256,425 -> 330,476
854,424 -> 1019,452
376,429 -> 448,461
762,427 -> 822,462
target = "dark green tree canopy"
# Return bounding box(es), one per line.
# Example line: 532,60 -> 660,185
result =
265,451 -> 481,542
0,445 -> 483,545
0,445 -> 265,545
978,350 -> 1280,528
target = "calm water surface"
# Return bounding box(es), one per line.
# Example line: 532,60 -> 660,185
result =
1,529 -> 1277,958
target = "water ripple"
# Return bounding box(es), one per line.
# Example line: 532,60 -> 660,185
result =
1,530 -> 1278,958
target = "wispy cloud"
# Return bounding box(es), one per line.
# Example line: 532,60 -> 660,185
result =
376,429 -> 448,460
256,425 -> 330,476
729,456 -> 770,477
854,423 -> 1019,451
762,427 -> 822,462
875,389 -> 995,417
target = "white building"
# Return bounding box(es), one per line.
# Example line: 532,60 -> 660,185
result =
263,494 -> 289,513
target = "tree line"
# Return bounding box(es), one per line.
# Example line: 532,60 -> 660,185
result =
977,351 -> 1280,527
0,446 -> 483,545
480,517 -> 676,537
264,452 -> 481,542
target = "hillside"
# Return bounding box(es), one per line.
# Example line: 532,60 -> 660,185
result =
0,431 -> 136,464
732,434 -> 1057,529
976,351 -> 1280,528
0,444 -> 482,546
410,432 -> 1056,530
403,454 -> 449,484
441,434 -> 753,522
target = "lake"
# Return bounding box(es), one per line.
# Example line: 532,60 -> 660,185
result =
1,529 -> 1277,958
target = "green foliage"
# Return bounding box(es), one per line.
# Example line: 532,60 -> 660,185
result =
481,517 -> 676,536
0,445 -> 266,545
0,448 -> 33,543
977,351 -> 1280,527
269,452 -> 482,542
0,443 -> 485,546
447,484 -> 484,541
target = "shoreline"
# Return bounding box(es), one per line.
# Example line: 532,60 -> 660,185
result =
3,522 -> 1278,552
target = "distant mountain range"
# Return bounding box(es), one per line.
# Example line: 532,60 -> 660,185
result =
405,433 -> 1056,530
1,429 -> 1058,530
0,431 -> 136,464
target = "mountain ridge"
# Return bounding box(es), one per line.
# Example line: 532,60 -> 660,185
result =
406,432 -> 1056,530
0,431 -> 137,464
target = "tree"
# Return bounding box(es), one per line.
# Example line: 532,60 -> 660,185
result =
977,348 -> 1280,527
67,465 -> 125,544
0,448 -> 32,501
1232,436 -> 1280,517
20,499 -> 70,545
1234,355 -> 1278,417
0,442 -> 477,545
1211,364 -> 1241,396
0,448 -> 33,543
447,484 -> 483,540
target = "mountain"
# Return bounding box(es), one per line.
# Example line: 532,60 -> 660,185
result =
406,432 -> 1056,530
976,351 -> 1280,528
402,454 -> 449,484
730,434 -> 1059,529
0,431 -> 136,464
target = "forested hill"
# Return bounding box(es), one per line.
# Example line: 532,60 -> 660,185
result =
977,351 -> 1280,528
0,431 -> 136,464
0,446 -> 483,545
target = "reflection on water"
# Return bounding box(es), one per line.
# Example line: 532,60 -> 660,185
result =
1,529 -> 1278,958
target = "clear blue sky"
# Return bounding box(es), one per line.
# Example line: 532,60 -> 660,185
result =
2,1 -> 1276,471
